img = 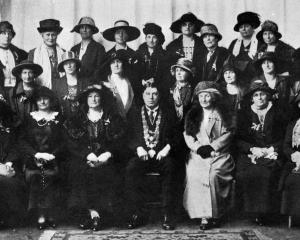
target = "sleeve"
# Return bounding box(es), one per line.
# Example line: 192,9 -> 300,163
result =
93,44 -> 106,84
283,121 -> 295,162
210,124 -> 233,152
183,131 -> 202,152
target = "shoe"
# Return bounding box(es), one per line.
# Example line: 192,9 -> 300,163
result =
91,217 -> 102,231
162,215 -> 175,230
37,217 -> 47,230
79,217 -> 92,230
199,218 -> 210,230
254,217 -> 264,226
47,218 -> 57,228
127,214 -> 143,229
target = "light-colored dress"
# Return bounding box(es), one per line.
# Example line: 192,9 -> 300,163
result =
183,109 -> 234,219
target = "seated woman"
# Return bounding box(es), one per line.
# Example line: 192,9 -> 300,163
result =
9,60 -> 43,121
183,81 -> 235,230
0,101 -> 26,228
54,51 -> 83,120
101,49 -> 136,121
18,86 -> 64,230
65,85 -> 125,231
236,80 -> 287,225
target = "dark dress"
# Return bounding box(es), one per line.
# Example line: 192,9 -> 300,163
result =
65,109 -> 125,217
18,112 -> 65,211
236,103 -> 286,214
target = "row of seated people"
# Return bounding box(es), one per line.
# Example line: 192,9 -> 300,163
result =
0,69 -> 299,232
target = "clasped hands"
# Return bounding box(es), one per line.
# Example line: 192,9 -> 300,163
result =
248,147 -> 278,164
34,152 -> 55,167
86,152 -> 111,168
137,145 -> 170,161
0,162 -> 15,177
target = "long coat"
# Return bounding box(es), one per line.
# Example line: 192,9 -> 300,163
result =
71,39 -> 106,85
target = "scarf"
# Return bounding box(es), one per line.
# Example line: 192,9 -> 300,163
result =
232,32 -> 258,59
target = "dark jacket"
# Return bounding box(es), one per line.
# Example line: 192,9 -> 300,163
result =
71,39 -> 106,85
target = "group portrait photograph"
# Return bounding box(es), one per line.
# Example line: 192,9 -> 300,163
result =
0,0 -> 300,239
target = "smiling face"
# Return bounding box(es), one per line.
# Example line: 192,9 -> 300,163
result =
114,28 -> 129,44
37,96 -> 51,111
79,25 -> 93,40
261,59 -> 275,74
203,34 -> 218,49
252,90 -> 269,109
181,22 -> 195,36
63,60 -> 77,75
41,31 -> 58,47
20,68 -> 35,84
263,30 -> 276,45
87,91 -> 101,109
198,92 -> 214,109
239,24 -> 254,39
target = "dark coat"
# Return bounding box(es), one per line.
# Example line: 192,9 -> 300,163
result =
71,39 -> 106,85
200,46 -> 231,82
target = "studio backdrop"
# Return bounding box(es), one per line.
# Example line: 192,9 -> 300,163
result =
0,0 -> 300,51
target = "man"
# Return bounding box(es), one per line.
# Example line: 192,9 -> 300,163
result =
28,19 -> 65,89
125,83 -> 178,230
0,21 -> 28,97
70,17 -> 106,86
199,23 -> 230,82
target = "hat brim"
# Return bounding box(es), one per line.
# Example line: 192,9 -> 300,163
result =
71,24 -> 99,34
170,19 -> 204,34
246,86 -> 276,98
37,26 -> 63,34
77,85 -> 103,103
233,20 -> 260,32
12,63 -> 43,78
256,30 -> 282,42
103,26 -> 140,42
170,64 -> 193,75
57,58 -> 81,73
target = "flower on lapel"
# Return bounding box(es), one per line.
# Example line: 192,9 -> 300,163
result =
104,118 -> 111,126
251,122 -> 262,132
212,61 -> 217,71
175,49 -> 185,57
19,95 -> 28,103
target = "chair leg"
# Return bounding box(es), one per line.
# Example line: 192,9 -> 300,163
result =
288,216 -> 292,228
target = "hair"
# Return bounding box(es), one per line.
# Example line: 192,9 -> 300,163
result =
260,58 -> 278,74
109,57 -> 130,78
63,59 -> 80,72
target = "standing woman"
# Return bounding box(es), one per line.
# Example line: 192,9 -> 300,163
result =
18,86 -> 64,230
183,81 -> 235,230
65,85 -> 125,230
9,60 -> 42,121
54,51 -> 83,120
70,17 -> 106,85
236,80 -> 286,225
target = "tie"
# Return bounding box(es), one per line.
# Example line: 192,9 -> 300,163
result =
149,110 -> 154,124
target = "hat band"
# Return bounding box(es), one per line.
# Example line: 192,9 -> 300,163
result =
114,22 -> 130,27
196,88 -> 221,95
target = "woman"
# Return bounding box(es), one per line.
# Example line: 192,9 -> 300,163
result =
0,101 -> 26,228
256,20 -> 295,75
54,51 -> 83,120
18,86 -> 64,230
183,81 -> 234,230
9,60 -> 42,121
236,80 -> 286,225
65,84 -> 125,230
102,49 -> 136,121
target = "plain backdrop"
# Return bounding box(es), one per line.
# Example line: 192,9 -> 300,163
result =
0,0 -> 300,52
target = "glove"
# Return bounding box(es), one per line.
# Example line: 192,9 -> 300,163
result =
87,153 -> 98,162
197,145 -> 215,159
97,152 -> 112,163
156,144 -> 171,161
137,147 -> 148,161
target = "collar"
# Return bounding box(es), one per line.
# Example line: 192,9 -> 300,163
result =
145,105 -> 159,113
176,81 -> 189,89
30,111 -> 59,122
251,101 -> 273,114
115,44 -> 128,51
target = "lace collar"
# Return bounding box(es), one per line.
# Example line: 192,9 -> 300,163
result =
30,111 -> 59,122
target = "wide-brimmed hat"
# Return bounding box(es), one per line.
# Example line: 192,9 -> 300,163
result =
32,86 -> 57,103
77,84 -> 103,103
103,20 -> 140,42
234,12 -> 260,32
253,51 -> 282,71
256,20 -> 282,42
170,58 -> 195,76
200,23 -> 222,41
246,79 -> 275,97
12,60 -> 43,78
57,51 -> 81,72
0,21 -> 15,37
143,23 -> 165,45
100,49 -> 131,71
193,81 -> 221,97
170,12 -> 204,34
71,16 -> 99,34
37,19 -> 63,34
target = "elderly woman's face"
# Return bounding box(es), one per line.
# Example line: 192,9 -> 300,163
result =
110,59 -> 123,74
0,31 -> 13,47
239,24 -> 254,39
203,34 -> 218,49
145,34 -> 159,49
181,22 -> 195,36
63,60 -> 77,75
262,59 -> 275,74
79,25 -> 93,40
198,92 -> 214,109
41,31 -> 58,47
87,91 -> 101,108
175,67 -> 189,82
114,29 -> 129,44
37,96 -> 51,111
252,90 -> 269,109
223,70 -> 236,84
263,31 -> 276,45
21,69 -> 34,83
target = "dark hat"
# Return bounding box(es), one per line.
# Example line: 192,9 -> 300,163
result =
193,81 -> 221,97
234,12 -> 260,32
32,86 -> 57,103
71,16 -> 99,34
103,20 -> 140,42
0,21 -> 15,37
256,20 -> 282,42
37,19 -> 63,34
253,51 -> 281,70
170,12 -> 204,34
170,58 -> 195,76
246,79 -> 275,97
77,84 -> 103,104
143,23 -> 165,45
12,60 -> 43,78
57,51 -> 81,73
222,56 -> 240,75
200,23 -> 222,41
